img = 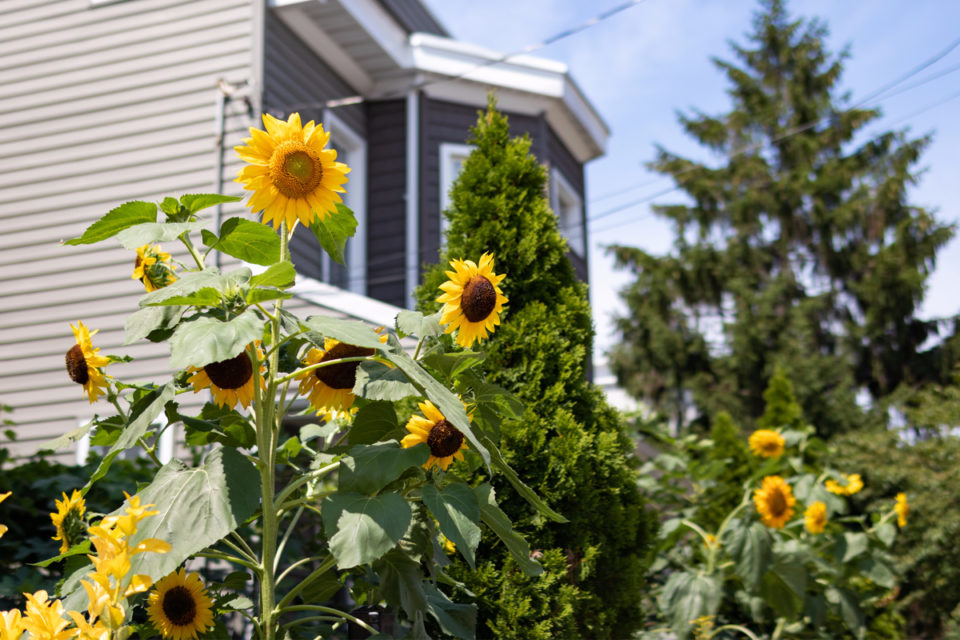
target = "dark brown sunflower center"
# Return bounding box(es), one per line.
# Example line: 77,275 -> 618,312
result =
427,419 -> 464,458
161,585 -> 197,627
769,490 -> 787,517
134,254 -> 143,270
270,142 -> 323,198
204,352 -> 253,390
65,344 -> 89,385
315,343 -> 375,390
460,276 -> 496,322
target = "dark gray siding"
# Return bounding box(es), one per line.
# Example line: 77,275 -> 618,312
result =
546,124 -> 589,282
366,99 -> 408,306
263,10 -> 366,281
376,0 -> 448,36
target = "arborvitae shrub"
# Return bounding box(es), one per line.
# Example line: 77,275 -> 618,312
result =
416,97 -> 654,639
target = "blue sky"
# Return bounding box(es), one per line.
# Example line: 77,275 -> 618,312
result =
421,0 -> 960,362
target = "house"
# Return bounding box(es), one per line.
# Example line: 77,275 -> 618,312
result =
0,0 -> 608,462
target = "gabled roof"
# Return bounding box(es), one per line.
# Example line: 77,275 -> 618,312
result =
268,0 -> 609,163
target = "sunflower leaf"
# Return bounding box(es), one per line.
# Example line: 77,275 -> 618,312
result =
180,193 -> 243,214
476,433 -> 566,523
213,217 -> 281,266
115,221 -> 206,249
168,310 -> 264,369
339,442 -> 429,495
309,203 -> 357,265
153,288 -> 223,307
422,483 -> 481,570
124,305 -> 187,344
303,316 -> 391,350
249,261 -> 296,289
64,201 -> 157,245
396,310 -> 443,340
374,549 -> 428,621
354,361 -> 419,402
139,269 -> 227,307
474,483 -> 542,577
349,401 -> 401,445
321,492 -> 411,569
424,583 -> 477,640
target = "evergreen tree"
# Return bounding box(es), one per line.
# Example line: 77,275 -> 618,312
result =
417,98 -> 654,639
610,0 -> 955,438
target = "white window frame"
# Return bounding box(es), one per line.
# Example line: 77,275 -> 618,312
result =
438,143 -> 475,237
323,109 -> 367,295
551,168 -> 585,256
76,416 -> 174,465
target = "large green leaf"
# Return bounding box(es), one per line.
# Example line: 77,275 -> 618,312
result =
40,418 -> 98,452
124,305 -> 187,344
83,384 -> 174,493
321,492 -> 411,569
395,310 -> 442,340
760,561 -> 807,618
303,316 -> 391,351
213,217 -> 281,266
721,519 -> 772,590
477,433 -> 566,523
374,549 -> 427,621
168,310 -> 264,369
65,201 -> 158,245
338,442 -> 429,495
249,261 -> 296,289
155,288 -> 223,307
474,484 -> 541,577
180,193 -> 243,214
139,269 -> 227,307
424,583 -> 476,640
857,555 -> 896,589
308,203 -> 357,265
349,401 -> 401,445
115,221 -> 206,249
661,571 -> 722,639
422,483 -> 481,570
835,531 -> 869,563
826,586 -> 865,638
383,350 -> 490,470
353,361 -> 419,401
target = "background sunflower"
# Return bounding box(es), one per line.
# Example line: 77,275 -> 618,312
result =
437,252 -> 508,348
753,475 -> 796,529
401,400 -> 468,471
147,568 -> 214,640
50,490 -> 86,554
65,321 -> 110,403
187,346 -> 263,410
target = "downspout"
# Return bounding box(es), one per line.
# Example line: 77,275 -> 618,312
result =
404,90 -> 420,308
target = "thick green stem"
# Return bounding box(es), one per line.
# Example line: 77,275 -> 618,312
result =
180,232 -> 206,270
275,461 -> 339,506
277,605 -> 376,635
276,556 -> 337,610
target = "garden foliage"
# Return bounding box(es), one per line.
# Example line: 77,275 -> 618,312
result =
417,97 -> 654,640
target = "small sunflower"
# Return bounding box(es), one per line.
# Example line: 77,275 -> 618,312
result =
440,534 -> 456,555
895,492 -> 909,528
132,244 -> 177,292
21,591 -> 72,640
748,429 -> 785,458
753,475 -> 796,529
296,332 -> 387,415
187,345 -> 264,410
402,400 -> 470,471
437,253 -> 508,348
703,533 -> 719,550
65,321 -> 111,404
147,568 -> 215,640
804,501 -> 828,534
825,473 -> 863,496
50,489 -> 86,554
0,491 -> 10,540
235,112 -> 350,231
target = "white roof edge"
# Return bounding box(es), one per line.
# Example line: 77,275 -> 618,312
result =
409,32 -> 569,74
291,276 -> 402,328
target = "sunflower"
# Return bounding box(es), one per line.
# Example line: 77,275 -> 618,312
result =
132,244 -> 177,293
895,492 -> 909,527
804,501 -> 828,534
437,253 -> 508,348
748,429 -> 785,458
402,400 -> 470,471
0,609 -> 21,640
0,491 -> 9,540
825,473 -> 863,496
65,321 -> 111,403
703,533 -> 719,550
753,475 -> 796,529
21,591 -> 72,640
50,489 -> 86,554
187,345 -> 264,410
296,331 -> 387,415
147,569 -> 215,640
235,112 -> 350,231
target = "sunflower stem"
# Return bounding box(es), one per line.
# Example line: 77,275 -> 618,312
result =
137,436 -> 163,468
180,231 -> 206,270
274,505 -> 304,574
221,536 -> 259,565
275,461 -> 339,506
195,550 -> 261,573
277,605 -> 377,635
276,556 -> 338,610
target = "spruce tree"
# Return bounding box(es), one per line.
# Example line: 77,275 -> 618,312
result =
417,98 -> 653,639
610,0 -> 955,438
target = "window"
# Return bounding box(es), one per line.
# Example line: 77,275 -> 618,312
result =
551,168 -> 585,256
75,417 -> 174,465
439,143 -> 474,236
322,110 -> 367,294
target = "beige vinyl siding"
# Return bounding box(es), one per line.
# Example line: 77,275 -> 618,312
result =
0,0 -> 256,463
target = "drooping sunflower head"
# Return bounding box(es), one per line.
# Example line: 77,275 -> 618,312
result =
296,331 -> 387,415
132,244 -> 177,293
235,112 -> 350,231
50,490 -> 87,554
66,321 -> 111,404
895,492 -> 909,528
401,400 -> 470,471
825,473 -> 863,496
748,429 -> 785,458
187,345 -> 264,410
804,500 -> 828,534
753,475 -> 796,529
147,568 -> 215,640
437,253 -> 508,348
